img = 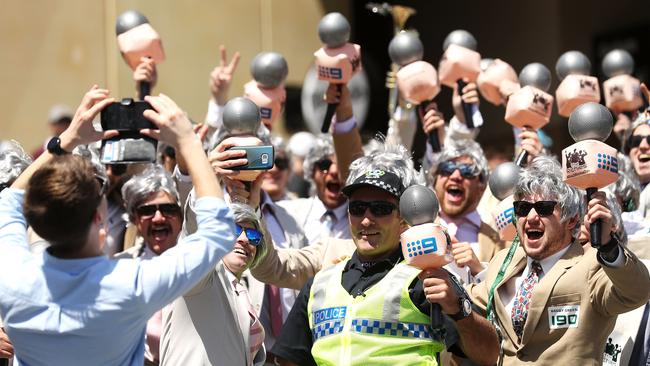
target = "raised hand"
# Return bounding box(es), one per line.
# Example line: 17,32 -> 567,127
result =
209,45 -> 241,106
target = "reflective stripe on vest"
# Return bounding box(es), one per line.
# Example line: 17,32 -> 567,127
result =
308,259 -> 443,365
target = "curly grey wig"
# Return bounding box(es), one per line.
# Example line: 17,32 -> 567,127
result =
121,165 -> 180,222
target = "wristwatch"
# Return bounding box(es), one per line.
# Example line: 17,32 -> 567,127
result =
448,274 -> 473,321
46,137 -> 70,156
450,296 -> 473,321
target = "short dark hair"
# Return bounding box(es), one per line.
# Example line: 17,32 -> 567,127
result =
24,155 -> 102,252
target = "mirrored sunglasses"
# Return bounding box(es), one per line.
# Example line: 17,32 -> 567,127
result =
235,224 -> 263,246
437,161 -> 480,179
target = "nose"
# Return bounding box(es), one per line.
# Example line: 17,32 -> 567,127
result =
449,168 -> 463,180
526,207 -> 541,222
151,209 -> 165,222
640,136 -> 650,149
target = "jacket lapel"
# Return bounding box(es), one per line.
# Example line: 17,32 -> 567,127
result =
520,241 -> 583,345
217,262 -> 251,364
494,246 -> 528,347
477,222 -> 504,262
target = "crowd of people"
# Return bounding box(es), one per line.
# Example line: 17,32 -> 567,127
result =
1,28 -> 650,366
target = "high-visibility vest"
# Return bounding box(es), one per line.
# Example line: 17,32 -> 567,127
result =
308,259 -> 444,366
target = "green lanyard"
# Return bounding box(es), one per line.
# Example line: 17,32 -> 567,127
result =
486,235 -> 520,322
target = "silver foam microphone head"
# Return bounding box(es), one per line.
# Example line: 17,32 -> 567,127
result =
116,10 -> 149,35
567,102 -> 613,142
222,97 -> 261,134
488,162 -> 521,200
556,50 -> 591,81
602,49 -> 634,78
519,62 -> 552,92
318,12 -> 351,48
399,185 -> 439,226
251,52 -> 289,89
388,31 -> 424,66
442,29 -> 477,51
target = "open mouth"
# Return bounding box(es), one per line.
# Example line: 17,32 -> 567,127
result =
232,243 -> 251,259
151,226 -> 171,242
639,154 -> 650,163
526,229 -> 544,240
445,185 -> 465,203
326,182 -> 341,195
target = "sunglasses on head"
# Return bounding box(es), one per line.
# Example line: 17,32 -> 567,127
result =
235,224 -> 263,246
348,200 -> 398,217
314,158 -> 334,172
513,201 -> 558,217
628,135 -> 650,149
274,157 -> 289,171
135,203 -> 181,218
437,161 -> 480,179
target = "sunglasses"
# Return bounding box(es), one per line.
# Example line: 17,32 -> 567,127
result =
235,224 -> 263,246
348,200 -> 398,217
274,157 -> 289,171
106,164 -> 127,176
135,203 -> 182,218
314,158 -> 334,172
437,161 -> 480,179
628,135 -> 650,149
513,201 -> 558,217
95,174 -> 109,197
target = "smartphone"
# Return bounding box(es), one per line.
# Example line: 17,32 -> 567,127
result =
226,145 -> 275,170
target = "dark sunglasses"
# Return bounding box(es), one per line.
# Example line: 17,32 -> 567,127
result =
315,158 -> 334,172
95,174 -> 109,197
513,201 -> 558,217
106,164 -> 127,176
348,200 -> 398,217
235,224 -> 263,246
135,203 -> 181,218
628,135 -> 650,149
437,161 -> 480,179
274,157 -> 289,171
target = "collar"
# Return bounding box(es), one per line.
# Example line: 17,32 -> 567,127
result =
224,267 -> 240,292
260,191 -> 277,213
42,250 -> 107,273
313,196 -> 348,221
141,244 -> 157,260
439,209 -> 482,228
346,247 -> 403,272
527,242 -> 573,275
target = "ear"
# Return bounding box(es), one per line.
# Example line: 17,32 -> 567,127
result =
566,215 -> 579,232
399,218 -> 410,233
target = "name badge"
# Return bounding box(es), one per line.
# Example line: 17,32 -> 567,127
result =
548,304 -> 580,329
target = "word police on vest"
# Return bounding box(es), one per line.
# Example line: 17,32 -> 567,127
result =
100,98 -> 157,164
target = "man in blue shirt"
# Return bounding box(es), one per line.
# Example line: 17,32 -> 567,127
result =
0,86 -> 235,366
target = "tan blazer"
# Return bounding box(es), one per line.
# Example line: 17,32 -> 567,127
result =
467,241 -> 650,365
250,237 -> 356,290
477,221 -> 506,263
160,262 -> 266,366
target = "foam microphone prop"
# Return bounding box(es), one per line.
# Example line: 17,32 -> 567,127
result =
116,10 -> 165,100
562,102 -> 618,247
389,31 -> 442,151
555,51 -> 600,117
505,63 -> 554,166
602,49 -> 645,114
399,185 -> 450,342
477,58 -> 520,106
314,12 -> 362,133
244,52 -> 288,130
489,162 -> 521,242
438,30 -> 481,128
221,97 -> 271,182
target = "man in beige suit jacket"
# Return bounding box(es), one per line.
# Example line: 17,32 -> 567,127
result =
467,156 -> 650,365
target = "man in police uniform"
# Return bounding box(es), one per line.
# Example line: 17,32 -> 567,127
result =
260,143 -> 499,366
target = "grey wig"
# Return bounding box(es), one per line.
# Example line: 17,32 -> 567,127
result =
302,134 -> 336,182
230,203 -> 269,269
0,141 -> 32,189
347,138 -> 424,189
428,138 -> 489,184
121,165 -> 180,222
514,156 -> 582,237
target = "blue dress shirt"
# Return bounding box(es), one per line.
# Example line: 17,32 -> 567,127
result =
0,188 -> 234,366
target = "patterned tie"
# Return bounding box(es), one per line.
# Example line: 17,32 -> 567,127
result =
234,281 -> 265,365
511,261 -> 543,339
